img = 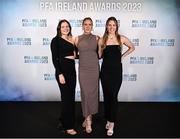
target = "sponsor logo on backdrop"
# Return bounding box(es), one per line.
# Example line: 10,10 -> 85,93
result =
42,38 -> 51,46
123,74 -> 137,81
132,20 -> 157,28
95,19 -> 120,27
7,38 -> 31,46
95,19 -> 106,27
44,74 -> 55,80
130,56 -> 154,64
150,39 -> 175,47
22,19 -> 47,27
69,19 -> 83,27
130,38 -> 139,46
24,56 -> 48,64
69,19 -> 120,28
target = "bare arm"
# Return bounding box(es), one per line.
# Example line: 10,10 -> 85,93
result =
121,35 -> 135,60
98,38 -> 103,58
69,36 -> 76,58
74,36 -> 79,59
74,36 -> 79,46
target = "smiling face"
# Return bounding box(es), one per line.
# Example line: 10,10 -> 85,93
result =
82,19 -> 93,34
60,21 -> 70,36
106,20 -> 117,35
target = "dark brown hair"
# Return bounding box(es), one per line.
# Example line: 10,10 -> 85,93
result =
56,19 -> 72,37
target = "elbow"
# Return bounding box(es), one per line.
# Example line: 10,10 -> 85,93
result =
132,45 -> 135,52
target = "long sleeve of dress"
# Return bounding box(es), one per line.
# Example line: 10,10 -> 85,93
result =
50,37 -> 62,75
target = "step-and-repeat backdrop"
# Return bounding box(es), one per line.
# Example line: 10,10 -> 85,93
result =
0,0 -> 180,101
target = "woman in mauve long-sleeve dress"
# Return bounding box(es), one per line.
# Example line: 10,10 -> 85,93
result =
75,17 -> 99,134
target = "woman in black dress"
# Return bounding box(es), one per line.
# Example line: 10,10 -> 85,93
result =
50,19 -> 77,135
98,17 -> 135,136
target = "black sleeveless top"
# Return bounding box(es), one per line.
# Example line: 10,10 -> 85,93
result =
102,45 -> 122,61
50,36 -> 75,75
101,45 -> 122,69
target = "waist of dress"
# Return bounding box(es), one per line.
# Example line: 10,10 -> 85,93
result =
102,60 -> 122,66
60,57 -> 75,64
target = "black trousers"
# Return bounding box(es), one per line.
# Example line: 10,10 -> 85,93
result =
56,58 -> 76,130
100,62 -> 122,122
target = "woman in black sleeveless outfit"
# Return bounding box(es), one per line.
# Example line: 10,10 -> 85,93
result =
50,20 -> 77,135
98,17 -> 135,136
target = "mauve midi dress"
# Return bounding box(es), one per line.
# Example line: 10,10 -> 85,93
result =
77,33 -> 99,118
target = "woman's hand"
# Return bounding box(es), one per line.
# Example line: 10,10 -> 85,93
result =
59,74 -> 66,84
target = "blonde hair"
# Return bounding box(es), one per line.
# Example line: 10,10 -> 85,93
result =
82,17 -> 93,26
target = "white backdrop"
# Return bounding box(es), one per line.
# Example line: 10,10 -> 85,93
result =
0,0 -> 180,101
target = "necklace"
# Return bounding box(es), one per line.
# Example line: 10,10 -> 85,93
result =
108,35 -> 115,39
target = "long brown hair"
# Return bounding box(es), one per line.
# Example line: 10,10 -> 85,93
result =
102,17 -> 121,49
56,19 -> 72,37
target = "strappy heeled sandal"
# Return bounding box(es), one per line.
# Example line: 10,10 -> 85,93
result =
107,123 -> 114,136
85,119 -> 92,133
82,119 -> 86,127
105,121 -> 110,129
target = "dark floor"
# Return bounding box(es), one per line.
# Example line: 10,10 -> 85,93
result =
0,102 -> 179,138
